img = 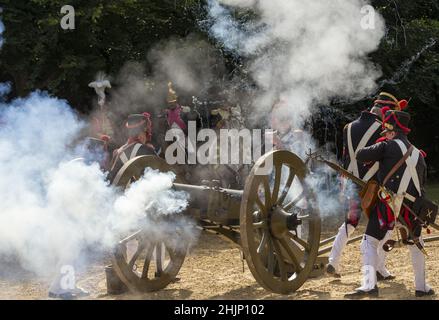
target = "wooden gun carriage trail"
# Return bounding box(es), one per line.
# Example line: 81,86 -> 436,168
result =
109,149 -> 439,295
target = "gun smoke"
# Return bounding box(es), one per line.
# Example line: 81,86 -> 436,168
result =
205,0 -> 386,216
0,0 -> 388,284
0,92 -> 196,278
108,36 -> 226,117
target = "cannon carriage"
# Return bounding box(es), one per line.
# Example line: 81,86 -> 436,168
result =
109,147 -> 439,295
109,149 -> 328,295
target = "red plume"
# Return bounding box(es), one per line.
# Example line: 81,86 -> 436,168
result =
398,100 -> 408,110
381,106 -> 391,119
100,135 -> 110,142
142,112 -> 153,140
142,112 -> 151,119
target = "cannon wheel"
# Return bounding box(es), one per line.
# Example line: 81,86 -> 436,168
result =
111,156 -> 187,293
240,150 -> 321,294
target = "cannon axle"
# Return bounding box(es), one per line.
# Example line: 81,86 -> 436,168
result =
270,206 -> 302,239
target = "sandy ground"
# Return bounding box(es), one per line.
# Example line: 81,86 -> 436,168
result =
1,225 -> 438,300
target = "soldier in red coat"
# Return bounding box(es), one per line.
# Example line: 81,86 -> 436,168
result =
163,82 -> 191,132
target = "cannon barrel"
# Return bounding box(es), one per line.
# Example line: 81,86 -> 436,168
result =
172,183 -> 243,223
173,183 -> 243,199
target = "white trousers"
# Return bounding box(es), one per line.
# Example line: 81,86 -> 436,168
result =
360,234 -> 431,293
377,230 -> 393,277
359,234 -> 379,291
328,223 -> 355,272
409,237 -> 431,292
329,223 -> 392,276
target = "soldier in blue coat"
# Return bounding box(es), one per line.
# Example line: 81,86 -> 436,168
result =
345,109 -> 434,298
327,93 -> 401,279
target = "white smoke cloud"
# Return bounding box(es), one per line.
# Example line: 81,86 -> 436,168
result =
148,37 -> 223,96
107,37 -> 226,141
206,0 -> 271,55
205,0 -> 384,218
0,92 -> 194,277
206,0 -> 385,128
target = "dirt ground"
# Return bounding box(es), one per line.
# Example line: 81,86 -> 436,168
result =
1,226 -> 438,300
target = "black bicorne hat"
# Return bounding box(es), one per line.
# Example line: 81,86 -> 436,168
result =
84,136 -> 108,151
126,113 -> 152,138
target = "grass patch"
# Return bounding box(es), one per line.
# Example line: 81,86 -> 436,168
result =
426,184 -> 439,202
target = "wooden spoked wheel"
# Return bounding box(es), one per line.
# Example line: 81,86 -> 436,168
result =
240,150 -> 321,294
111,156 -> 187,292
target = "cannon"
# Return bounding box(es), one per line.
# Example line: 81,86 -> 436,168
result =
109,149 -> 327,295
108,148 -> 439,295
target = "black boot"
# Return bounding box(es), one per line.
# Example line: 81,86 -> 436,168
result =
376,271 -> 395,281
345,286 -> 379,299
326,264 -> 341,278
415,289 -> 435,297
48,292 -> 77,300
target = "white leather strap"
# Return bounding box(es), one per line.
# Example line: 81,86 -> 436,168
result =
130,143 -> 142,160
347,121 -> 381,178
363,162 -> 379,181
358,121 -> 381,152
120,152 -> 129,164
394,139 -> 422,198
347,123 -> 359,178
405,193 -> 417,203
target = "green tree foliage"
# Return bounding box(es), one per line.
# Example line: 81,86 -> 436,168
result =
0,0 -> 204,111
373,0 -> 439,178
1,0 -> 438,176
337,1 -> 439,177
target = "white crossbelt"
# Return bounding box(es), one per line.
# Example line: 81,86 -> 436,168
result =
394,139 -> 422,203
347,121 -> 381,179
111,143 -> 145,186
120,152 -> 129,164
130,143 -> 142,161
119,143 -> 143,164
